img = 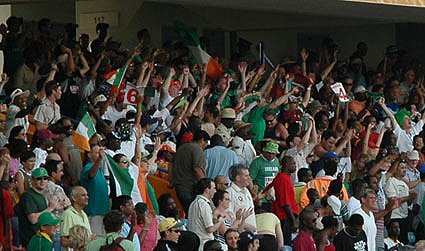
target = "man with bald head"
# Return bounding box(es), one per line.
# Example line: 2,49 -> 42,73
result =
60,186 -> 93,250
215,175 -> 229,190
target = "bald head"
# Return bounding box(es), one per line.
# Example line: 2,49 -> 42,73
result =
215,175 -> 229,190
70,186 -> 89,208
47,153 -> 61,161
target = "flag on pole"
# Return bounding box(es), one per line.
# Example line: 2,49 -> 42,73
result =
175,21 -> 223,79
72,112 -> 96,151
104,68 -> 127,89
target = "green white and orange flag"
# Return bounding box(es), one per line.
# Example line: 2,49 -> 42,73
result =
105,68 -> 127,89
72,112 -> 96,151
175,21 -> 223,79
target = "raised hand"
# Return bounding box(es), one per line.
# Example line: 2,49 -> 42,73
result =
238,61 -> 248,74
183,65 -> 190,75
300,48 -> 309,62
169,67 -> 176,77
257,64 -> 266,77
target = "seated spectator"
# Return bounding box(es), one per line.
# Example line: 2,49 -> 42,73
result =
384,220 -> 404,250
224,229 -> 239,251
154,218 -> 183,251
15,150 -> 35,196
85,210 -> 135,251
237,231 -> 260,251
26,212 -> 60,251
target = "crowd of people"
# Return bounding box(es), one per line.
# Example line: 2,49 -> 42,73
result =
0,12 -> 424,251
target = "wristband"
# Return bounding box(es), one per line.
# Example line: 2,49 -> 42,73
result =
143,227 -> 150,231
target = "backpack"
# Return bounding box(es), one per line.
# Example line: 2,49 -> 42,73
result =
99,237 -> 125,251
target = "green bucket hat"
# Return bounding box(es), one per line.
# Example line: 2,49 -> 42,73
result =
263,142 -> 279,154
394,109 -> 411,128
31,167 -> 49,179
37,212 -> 60,227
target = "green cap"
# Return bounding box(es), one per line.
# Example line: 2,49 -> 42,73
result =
263,142 -> 279,154
37,212 -> 60,227
31,167 -> 49,179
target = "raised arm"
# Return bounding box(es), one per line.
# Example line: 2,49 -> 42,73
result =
90,51 -> 106,80
160,68 -> 175,100
377,97 -> 397,130
300,48 -> 309,77
237,61 -> 248,95
269,87 -> 298,110
320,51 -> 337,80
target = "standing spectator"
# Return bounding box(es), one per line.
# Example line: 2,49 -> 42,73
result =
413,163 -> 425,240
15,150 -> 35,195
293,208 -> 317,251
215,108 -> 236,147
80,145 -> 109,236
333,214 -> 368,251
230,120 -> 256,167
42,159 -> 71,250
255,209 -> 284,251
85,210 -> 135,251
60,186 -> 92,250
135,202 -> 158,251
249,141 -> 280,194
0,181 -> 14,251
113,195 -> 141,251
314,216 -> 338,251
17,167 -> 58,247
5,88 -> 34,137
215,175 -> 230,191
263,109 -> 288,149
34,81 -> 62,130
188,178 -> 225,249
385,158 -> 418,244
26,212 -> 60,251
262,156 -> 298,245
226,164 -> 257,231
154,218 -> 183,251
171,130 -> 209,214
102,92 -> 136,127
345,179 -> 367,219
33,129 -> 57,169
205,134 -> 239,180
353,188 -> 377,251
404,150 -> 421,188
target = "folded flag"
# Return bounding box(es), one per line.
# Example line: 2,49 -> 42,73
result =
72,112 -> 96,151
175,21 -> 223,79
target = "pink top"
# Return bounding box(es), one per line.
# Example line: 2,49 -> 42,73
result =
135,215 -> 158,251
9,157 -> 20,177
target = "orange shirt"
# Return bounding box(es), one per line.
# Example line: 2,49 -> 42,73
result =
299,177 -> 349,209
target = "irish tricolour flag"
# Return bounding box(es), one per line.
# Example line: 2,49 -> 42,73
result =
72,112 -> 96,152
105,68 -> 127,89
175,21 -> 223,79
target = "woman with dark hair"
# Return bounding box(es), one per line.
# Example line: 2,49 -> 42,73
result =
135,202 -> 158,251
6,139 -> 27,178
157,193 -> 180,220
212,189 -> 250,247
8,125 -> 25,143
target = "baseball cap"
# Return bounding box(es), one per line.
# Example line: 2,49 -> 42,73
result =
32,167 -> 49,179
408,150 -> 420,161
323,151 -> 340,159
37,129 -> 58,139
94,94 -> 107,106
158,218 -> 184,232
37,212 -> 60,227
262,141 -> 279,154
327,195 -> 341,215
141,114 -> 158,127
354,85 -> 367,94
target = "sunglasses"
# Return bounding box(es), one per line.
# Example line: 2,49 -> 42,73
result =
170,229 -> 180,233
36,177 -> 48,181
120,160 -> 129,164
265,119 -> 274,123
219,182 -> 229,186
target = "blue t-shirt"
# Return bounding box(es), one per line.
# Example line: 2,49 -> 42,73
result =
120,221 -> 140,250
81,162 -> 110,216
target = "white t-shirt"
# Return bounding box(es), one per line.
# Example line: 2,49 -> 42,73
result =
354,207 -> 377,251
33,147 -> 48,170
346,197 -> 361,218
102,104 -> 136,127
385,176 -> 410,219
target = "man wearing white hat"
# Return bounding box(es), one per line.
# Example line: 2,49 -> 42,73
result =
405,150 -> 421,188
5,88 -> 36,137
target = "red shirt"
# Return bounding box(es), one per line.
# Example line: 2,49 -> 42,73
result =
0,189 -> 13,245
265,172 -> 298,220
293,231 -> 317,251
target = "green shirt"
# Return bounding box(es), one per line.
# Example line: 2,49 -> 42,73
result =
210,89 -> 239,109
243,105 -> 270,145
249,155 -> 280,192
19,188 -> 47,247
86,232 -> 135,251
61,206 -> 92,251
26,232 -> 53,251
